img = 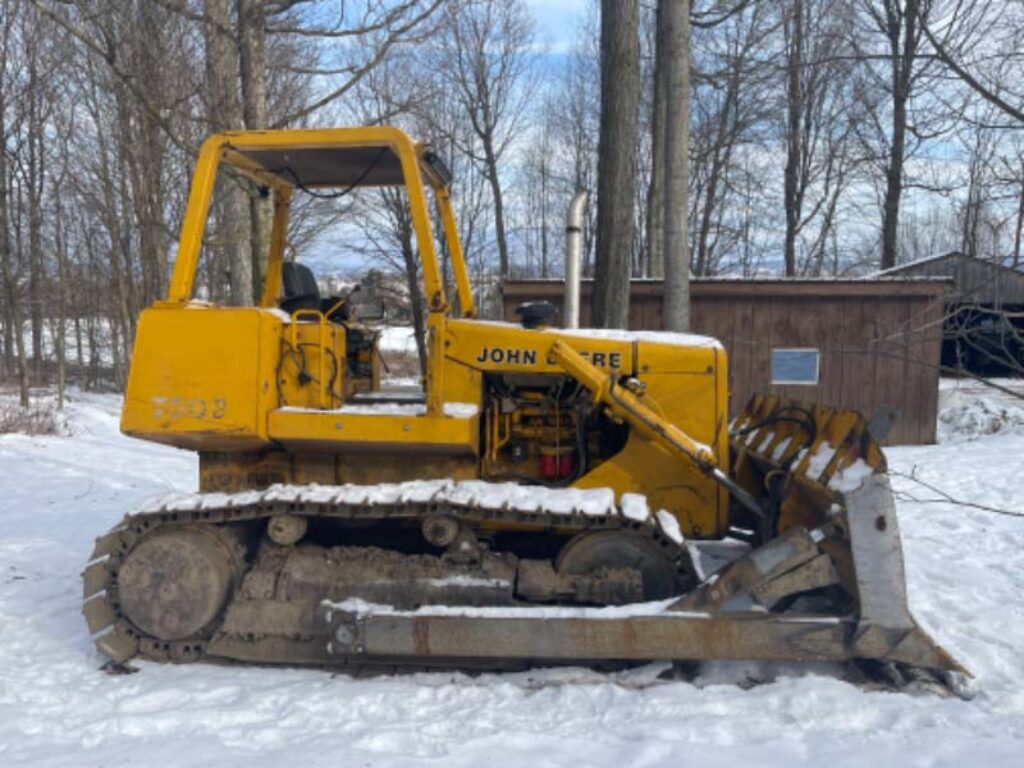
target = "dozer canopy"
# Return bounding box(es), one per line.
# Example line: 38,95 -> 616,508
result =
166,127 -> 475,318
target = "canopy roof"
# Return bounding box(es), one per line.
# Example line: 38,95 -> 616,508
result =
234,145 -> 407,189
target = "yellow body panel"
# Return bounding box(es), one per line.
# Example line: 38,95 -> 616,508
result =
267,410 -> 479,455
278,315 -> 347,410
444,320 -> 636,373
122,305 -> 280,451
439,321 -> 729,536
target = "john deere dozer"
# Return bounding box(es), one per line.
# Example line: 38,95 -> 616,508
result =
83,127 -> 965,692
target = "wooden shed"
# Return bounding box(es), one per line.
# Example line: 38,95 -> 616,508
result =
501,278 -> 952,445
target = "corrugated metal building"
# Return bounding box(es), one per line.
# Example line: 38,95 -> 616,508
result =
874,251 -> 1024,305
873,252 -> 1024,374
501,278 -> 951,445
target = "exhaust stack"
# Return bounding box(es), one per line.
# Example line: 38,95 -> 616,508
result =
564,190 -> 588,329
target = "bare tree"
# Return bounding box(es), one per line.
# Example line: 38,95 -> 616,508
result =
437,0 -> 535,279
551,10 -> 600,276
521,99 -> 559,278
688,2 -> 774,277
781,0 -> 863,276
238,0 -> 271,299
0,1 -> 29,406
204,0 -> 251,305
859,0 -> 934,270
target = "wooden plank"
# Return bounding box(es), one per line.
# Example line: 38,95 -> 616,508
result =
819,297 -> 846,412
900,296 -> 926,445
767,294 -> 793,403
871,298 -> 910,445
732,296 -> 758,416
641,294 -> 662,330
913,295 -> 944,443
839,297 -> 871,423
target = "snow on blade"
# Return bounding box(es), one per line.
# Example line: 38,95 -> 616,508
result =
655,510 -> 684,544
795,443 -> 835,478
828,458 -> 876,493
770,436 -> 793,461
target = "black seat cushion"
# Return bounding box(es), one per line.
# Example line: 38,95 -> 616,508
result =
280,262 -> 321,314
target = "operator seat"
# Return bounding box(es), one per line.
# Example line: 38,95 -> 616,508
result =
280,262 -> 322,314
279,262 -> 351,321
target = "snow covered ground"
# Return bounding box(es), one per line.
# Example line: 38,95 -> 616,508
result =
1,388 -> 1023,766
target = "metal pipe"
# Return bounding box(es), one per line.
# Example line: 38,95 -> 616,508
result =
564,190 -> 588,329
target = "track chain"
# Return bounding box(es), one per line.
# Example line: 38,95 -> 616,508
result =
82,484 -> 694,666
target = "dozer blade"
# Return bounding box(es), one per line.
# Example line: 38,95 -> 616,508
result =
319,394 -> 967,693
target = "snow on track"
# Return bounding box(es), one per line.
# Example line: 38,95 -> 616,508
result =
1,390 -> 1024,767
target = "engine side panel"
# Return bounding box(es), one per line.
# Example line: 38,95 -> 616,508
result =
122,305 -> 281,451
442,320 -> 730,539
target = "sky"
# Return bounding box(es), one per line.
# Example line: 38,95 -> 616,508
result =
525,0 -> 589,52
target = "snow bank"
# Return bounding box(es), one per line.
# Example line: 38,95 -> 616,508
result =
0,390 -> 72,436
1,390 -> 1024,767
937,378 -> 1024,443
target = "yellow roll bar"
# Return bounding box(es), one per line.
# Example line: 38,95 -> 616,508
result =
166,127 -> 476,319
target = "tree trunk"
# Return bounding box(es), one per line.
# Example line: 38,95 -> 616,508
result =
879,0 -> 919,271
2,296 -> 12,377
880,105 -> 906,270
539,155 -> 549,278
0,93 -> 29,407
204,0 -> 251,305
26,47 -> 44,381
593,0 -> 640,329
646,0 -> 668,279
483,137 -> 510,279
1013,163 -> 1024,268
661,0 -> 690,330
398,214 -> 428,377
132,0 -> 170,306
783,0 -> 804,277
238,0 -> 271,303
54,189 -> 68,410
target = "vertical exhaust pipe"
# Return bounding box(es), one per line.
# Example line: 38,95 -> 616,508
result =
564,190 -> 588,329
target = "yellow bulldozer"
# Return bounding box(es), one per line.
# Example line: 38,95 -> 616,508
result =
83,127 -> 965,692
